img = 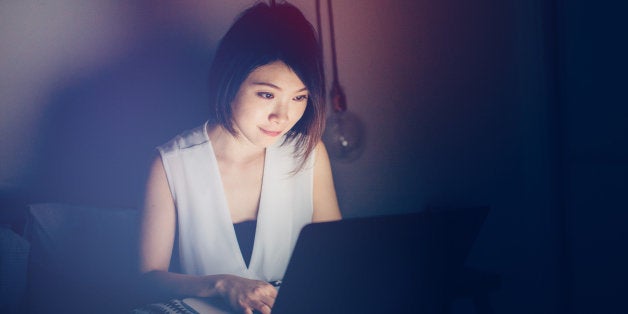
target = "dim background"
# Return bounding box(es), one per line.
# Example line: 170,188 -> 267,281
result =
1,0 -> 626,313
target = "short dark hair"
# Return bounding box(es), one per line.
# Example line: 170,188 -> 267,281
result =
207,1 -> 325,172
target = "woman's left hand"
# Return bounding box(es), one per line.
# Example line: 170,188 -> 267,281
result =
213,274 -> 277,314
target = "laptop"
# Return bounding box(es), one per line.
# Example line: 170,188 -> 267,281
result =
271,206 -> 489,314
184,206 -> 489,314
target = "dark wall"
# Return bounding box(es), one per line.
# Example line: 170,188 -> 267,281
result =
29,33 -> 212,209
557,0 -> 628,312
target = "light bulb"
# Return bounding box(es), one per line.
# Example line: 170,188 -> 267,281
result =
323,110 -> 364,162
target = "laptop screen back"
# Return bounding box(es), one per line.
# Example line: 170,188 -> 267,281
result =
272,207 -> 489,314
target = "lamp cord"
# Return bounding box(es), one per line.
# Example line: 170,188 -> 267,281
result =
327,0 -> 339,83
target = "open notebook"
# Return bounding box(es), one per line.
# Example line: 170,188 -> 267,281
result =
184,207 -> 489,314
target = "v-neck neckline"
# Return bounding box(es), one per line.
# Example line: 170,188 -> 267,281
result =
204,122 -> 270,271
232,219 -> 257,268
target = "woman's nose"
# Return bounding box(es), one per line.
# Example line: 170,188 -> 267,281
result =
269,103 -> 289,124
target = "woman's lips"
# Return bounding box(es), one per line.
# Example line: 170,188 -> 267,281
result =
260,127 -> 282,137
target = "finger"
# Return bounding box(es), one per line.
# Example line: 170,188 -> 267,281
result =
250,298 -> 274,314
259,304 -> 272,314
260,294 -> 276,309
238,299 -> 254,314
250,285 -> 276,308
257,283 -> 277,298
252,283 -> 276,300
266,285 -> 278,299
250,303 -> 271,314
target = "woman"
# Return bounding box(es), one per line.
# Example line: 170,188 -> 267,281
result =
138,2 -> 341,314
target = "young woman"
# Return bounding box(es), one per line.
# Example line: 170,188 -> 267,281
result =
138,2 -> 341,314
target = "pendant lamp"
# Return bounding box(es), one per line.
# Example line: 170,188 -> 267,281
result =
320,0 -> 364,162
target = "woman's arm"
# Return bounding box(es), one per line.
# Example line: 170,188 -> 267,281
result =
312,141 -> 342,222
139,156 -> 224,298
138,156 -> 221,299
139,155 -> 176,277
139,155 -> 212,297
138,156 -> 276,314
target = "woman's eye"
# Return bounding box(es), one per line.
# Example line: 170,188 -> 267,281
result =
293,95 -> 308,102
257,92 -> 274,99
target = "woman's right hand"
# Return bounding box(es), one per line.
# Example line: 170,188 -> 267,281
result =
210,274 -> 277,314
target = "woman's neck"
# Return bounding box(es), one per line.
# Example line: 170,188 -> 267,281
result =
206,124 -> 265,164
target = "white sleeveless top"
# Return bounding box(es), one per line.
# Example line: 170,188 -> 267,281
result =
157,122 -> 314,281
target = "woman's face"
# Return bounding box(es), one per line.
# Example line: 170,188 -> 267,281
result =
230,61 -> 309,148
